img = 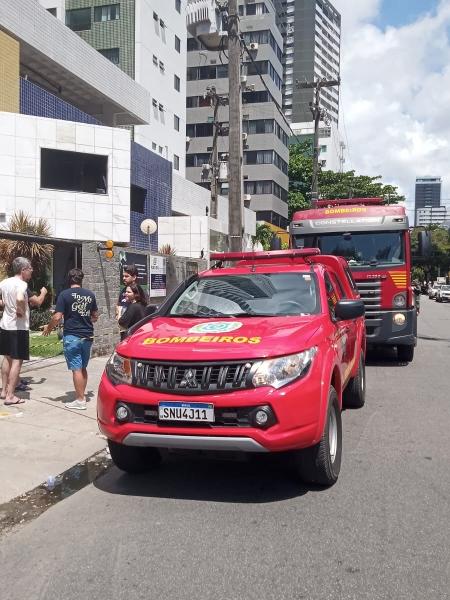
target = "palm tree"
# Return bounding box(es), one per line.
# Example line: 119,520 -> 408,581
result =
0,211 -> 53,279
159,243 -> 177,255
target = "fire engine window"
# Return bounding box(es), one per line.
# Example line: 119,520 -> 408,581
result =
41,149 -> 108,194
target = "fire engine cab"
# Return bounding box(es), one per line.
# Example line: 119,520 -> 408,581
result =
98,249 -> 365,486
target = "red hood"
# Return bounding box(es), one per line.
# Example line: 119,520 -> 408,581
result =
117,316 -> 322,361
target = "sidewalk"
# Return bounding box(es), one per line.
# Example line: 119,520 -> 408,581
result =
0,356 -> 108,504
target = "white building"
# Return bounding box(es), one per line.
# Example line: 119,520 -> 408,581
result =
290,120 -> 344,172
416,206 -> 449,227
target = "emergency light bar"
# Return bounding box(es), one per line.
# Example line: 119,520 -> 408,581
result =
315,198 -> 384,208
210,249 -> 321,262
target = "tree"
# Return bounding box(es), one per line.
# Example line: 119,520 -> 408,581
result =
411,226 -> 450,280
288,142 -> 405,211
0,211 -> 53,277
252,223 -> 273,250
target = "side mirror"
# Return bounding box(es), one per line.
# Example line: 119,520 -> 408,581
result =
335,299 -> 365,320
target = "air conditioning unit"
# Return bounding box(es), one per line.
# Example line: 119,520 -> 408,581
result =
242,133 -> 248,142
240,74 -> 247,84
249,42 -> 259,51
186,136 -> 191,143
201,163 -> 211,170
244,194 -> 251,201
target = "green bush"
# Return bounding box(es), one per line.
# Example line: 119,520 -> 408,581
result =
30,309 -> 52,331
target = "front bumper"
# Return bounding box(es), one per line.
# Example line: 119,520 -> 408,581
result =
97,365 -> 324,453
365,307 -> 417,346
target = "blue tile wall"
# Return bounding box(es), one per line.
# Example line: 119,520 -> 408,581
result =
20,78 -> 101,125
130,142 -> 172,251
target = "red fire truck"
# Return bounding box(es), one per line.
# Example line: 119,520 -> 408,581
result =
290,198 -> 417,362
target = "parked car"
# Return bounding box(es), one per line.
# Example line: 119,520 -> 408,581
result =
98,249 -> 366,487
436,285 -> 450,302
428,284 -> 442,299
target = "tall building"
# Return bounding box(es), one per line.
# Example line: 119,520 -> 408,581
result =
416,206 -> 448,227
62,0 -> 187,174
186,0 -> 290,228
415,176 -> 442,209
280,0 -> 341,124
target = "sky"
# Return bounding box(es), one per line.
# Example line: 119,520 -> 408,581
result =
332,0 -> 449,222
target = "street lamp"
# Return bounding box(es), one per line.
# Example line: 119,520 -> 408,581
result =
140,218 -> 157,296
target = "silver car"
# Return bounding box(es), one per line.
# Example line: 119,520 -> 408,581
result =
428,284 -> 442,299
436,284 -> 450,302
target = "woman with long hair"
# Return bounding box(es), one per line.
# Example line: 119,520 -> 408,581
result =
118,283 -> 147,340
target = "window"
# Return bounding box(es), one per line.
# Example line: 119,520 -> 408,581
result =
47,8 -> 57,16
152,98 -> 157,107
159,146 -> 163,154
324,273 -> 339,318
152,142 -> 157,151
158,103 -> 164,112
130,185 -> 146,213
98,48 -> 120,65
174,74 -> 181,91
186,153 -> 211,167
41,149 -> 107,194
66,8 -> 91,31
153,55 -> 158,66
175,0 -> 181,13
243,119 -> 274,135
159,60 -> 165,72
153,11 -> 158,20
174,115 -> 180,131
173,154 -> 180,170
175,35 -> 181,53
160,19 -> 165,28
94,4 -> 120,22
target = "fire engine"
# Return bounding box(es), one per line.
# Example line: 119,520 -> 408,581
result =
290,198 -> 416,362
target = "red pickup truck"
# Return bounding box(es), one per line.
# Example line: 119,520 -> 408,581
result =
98,249 -> 365,486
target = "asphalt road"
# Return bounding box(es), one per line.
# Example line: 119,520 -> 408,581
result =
1,297 -> 449,600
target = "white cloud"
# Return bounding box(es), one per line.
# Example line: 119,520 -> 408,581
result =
332,0 -> 450,220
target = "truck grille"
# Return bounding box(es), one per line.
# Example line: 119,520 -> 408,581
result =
132,360 -> 254,395
355,281 -> 382,331
123,402 -> 254,427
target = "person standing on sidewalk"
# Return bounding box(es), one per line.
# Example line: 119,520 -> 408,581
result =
116,264 -> 138,320
43,268 -> 98,410
0,257 -> 47,405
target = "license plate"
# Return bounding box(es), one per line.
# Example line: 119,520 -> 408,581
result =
158,401 -> 215,422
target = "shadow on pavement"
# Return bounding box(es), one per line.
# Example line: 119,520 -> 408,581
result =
94,452 -> 320,503
43,390 -> 95,404
366,346 -> 408,367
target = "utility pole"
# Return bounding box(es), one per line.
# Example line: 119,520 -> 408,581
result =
297,77 -> 340,207
227,0 -> 243,251
205,86 -> 222,220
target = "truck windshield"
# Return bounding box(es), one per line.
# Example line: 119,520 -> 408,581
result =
294,231 -> 405,267
169,273 -> 320,317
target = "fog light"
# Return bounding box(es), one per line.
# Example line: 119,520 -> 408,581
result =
116,404 -> 130,422
255,409 -> 269,426
393,313 -> 406,326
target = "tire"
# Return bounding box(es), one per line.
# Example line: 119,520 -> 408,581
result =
343,352 -> 365,409
108,439 -> 161,474
294,387 -> 342,486
397,344 -> 414,362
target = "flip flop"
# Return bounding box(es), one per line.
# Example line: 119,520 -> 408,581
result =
4,397 -> 26,406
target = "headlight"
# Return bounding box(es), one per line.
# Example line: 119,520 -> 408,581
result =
252,348 -> 317,389
393,293 -> 406,308
106,352 -> 132,385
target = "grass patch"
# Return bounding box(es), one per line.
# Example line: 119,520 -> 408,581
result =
30,333 -> 63,358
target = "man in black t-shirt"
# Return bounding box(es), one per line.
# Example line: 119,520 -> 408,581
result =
43,269 -> 98,410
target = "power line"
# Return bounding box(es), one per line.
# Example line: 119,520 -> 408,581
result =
338,85 -> 353,171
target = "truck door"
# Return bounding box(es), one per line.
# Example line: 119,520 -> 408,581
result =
330,271 -> 357,380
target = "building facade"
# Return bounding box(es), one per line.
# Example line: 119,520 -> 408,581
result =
290,120 -> 343,171
186,0 -> 290,228
415,175 -> 442,220
63,0 -> 187,174
280,0 -> 341,124
416,205 -> 448,228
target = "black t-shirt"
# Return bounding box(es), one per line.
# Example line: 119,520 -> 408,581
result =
118,303 -> 146,330
55,287 -> 98,338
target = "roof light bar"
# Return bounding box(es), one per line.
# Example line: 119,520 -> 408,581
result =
315,198 -> 384,208
210,249 -> 321,262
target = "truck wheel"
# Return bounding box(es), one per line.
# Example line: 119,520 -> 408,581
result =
397,344 -> 414,362
294,387 -> 342,486
108,440 -> 161,474
343,352 -> 365,409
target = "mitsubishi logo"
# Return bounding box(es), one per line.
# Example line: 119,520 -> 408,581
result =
179,368 -> 199,389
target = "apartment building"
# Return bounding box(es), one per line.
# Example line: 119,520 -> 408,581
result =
186,0 -> 290,228
280,0 -> 341,124
62,0 -> 187,174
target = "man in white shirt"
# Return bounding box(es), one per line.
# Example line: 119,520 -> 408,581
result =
0,257 -> 46,405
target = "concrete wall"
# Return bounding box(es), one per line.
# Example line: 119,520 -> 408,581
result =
0,112 -> 131,242
82,242 -> 207,355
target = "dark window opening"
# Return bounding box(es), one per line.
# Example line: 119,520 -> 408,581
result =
130,185 -> 147,213
94,4 -> 120,22
47,8 -> 57,16
66,8 -> 91,31
98,48 -> 120,65
41,149 -> 108,194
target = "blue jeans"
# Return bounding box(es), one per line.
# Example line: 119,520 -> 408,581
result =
63,335 -> 93,371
